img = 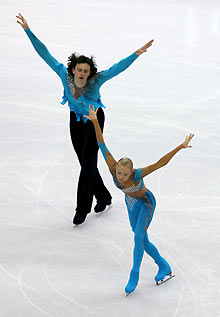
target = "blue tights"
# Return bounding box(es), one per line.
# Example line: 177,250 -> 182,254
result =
125,191 -> 169,293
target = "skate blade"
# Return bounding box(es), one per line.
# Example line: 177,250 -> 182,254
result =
156,273 -> 175,285
73,223 -> 84,228
105,204 -> 112,212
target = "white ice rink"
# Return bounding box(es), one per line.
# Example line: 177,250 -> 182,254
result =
1,0 -> 220,316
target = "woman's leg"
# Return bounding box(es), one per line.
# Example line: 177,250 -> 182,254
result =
142,191 -> 162,262
132,204 -> 151,272
145,232 -> 172,283
142,192 -> 172,283
144,231 -> 161,262
125,202 -> 151,293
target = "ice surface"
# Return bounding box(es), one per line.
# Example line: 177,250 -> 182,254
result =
0,0 -> 220,316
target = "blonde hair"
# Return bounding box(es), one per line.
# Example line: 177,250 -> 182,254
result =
117,157 -> 133,171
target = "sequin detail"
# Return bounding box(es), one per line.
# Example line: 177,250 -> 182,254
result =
112,174 -> 142,193
113,175 -> 140,193
113,173 -> 143,210
121,182 -> 142,193
66,73 -> 87,100
66,73 -> 76,96
125,195 -> 139,210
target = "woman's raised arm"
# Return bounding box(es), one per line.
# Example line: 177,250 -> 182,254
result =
84,106 -> 117,174
140,134 -> 194,178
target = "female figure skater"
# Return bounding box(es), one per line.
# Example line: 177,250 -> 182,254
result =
16,13 -> 154,225
85,105 -> 194,294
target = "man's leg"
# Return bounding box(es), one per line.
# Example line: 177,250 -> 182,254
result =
69,110 -> 111,224
92,108 -> 112,212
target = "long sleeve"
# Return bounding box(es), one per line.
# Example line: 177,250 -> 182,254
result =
25,28 -> 66,76
97,52 -> 139,85
92,119 -> 117,174
140,144 -> 184,178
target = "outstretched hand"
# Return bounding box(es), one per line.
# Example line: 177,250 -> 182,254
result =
135,39 -> 154,56
182,133 -> 194,148
84,105 -> 98,121
16,13 -> 29,30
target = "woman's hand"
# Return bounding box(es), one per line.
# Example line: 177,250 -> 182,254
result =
182,133 -> 194,148
84,105 -> 98,121
135,39 -> 154,56
16,13 -> 29,30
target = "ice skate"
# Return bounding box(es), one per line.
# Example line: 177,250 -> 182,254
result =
125,271 -> 139,296
73,210 -> 88,226
155,257 -> 175,285
156,272 -> 175,285
94,198 -> 112,213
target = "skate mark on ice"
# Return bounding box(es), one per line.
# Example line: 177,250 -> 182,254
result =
155,235 -> 220,316
44,239 -> 88,309
10,176 -> 70,225
173,286 -> 184,317
17,249 -> 53,316
36,155 -> 66,225
151,236 -> 198,317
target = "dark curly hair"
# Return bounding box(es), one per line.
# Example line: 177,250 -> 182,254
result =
67,53 -> 98,80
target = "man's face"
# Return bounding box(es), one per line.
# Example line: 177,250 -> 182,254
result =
72,63 -> 91,88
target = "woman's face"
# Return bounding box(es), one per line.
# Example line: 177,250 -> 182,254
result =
116,164 -> 132,184
72,63 -> 91,88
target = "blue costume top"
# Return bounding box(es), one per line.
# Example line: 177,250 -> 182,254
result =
92,118 -> 183,214
112,169 -> 154,212
25,28 -> 139,122
112,169 -> 145,194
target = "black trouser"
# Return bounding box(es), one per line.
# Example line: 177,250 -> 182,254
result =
69,108 -> 112,214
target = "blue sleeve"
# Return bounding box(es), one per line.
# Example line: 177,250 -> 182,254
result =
98,141 -> 110,161
97,140 -> 116,174
98,52 -> 139,85
25,28 -> 66,76
132,168 -> 144,182
132,168 -> 145,190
